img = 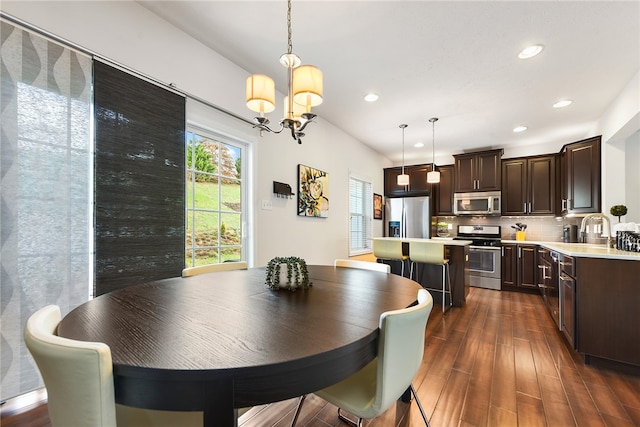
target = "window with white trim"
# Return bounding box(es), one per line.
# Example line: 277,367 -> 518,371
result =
185,127 -> 246,267
349,175 -> 373,255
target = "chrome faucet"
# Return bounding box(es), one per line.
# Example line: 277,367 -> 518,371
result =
580,213 -> 613,246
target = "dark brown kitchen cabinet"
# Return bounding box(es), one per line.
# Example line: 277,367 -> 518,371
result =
559,136 -> 601,215
502,243 -> 537,290
502,155 -> 556,215
384,164 -> 433,197
575,257 -> 640,366
538,247 -> 559,328
518,244 -> 538,289
454,149 -> 503,192
435,164 -> 454,215
501,244 -> 517,288
560,261 -> 575,348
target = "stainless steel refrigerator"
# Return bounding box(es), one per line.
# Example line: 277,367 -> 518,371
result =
384,196 -> 431,239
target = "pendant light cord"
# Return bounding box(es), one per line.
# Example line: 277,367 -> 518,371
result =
432,120 -> 435,167
429,117 -> 438,168
287,0 -> 293,55
400,124 -> 408,174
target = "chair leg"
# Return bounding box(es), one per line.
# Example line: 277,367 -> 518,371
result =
290,395 -> 307,427
441,264 -> 446,313
441,263 -> 453,314
337,408 -> 363,427
446,263 -> 452,309
409,261 -> 414,280
410,384 -> 430,427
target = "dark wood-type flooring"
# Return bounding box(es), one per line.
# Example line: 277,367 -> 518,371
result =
3,287 -> 640,426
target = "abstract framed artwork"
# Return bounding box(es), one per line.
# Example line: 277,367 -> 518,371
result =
373,193 -> 383,220
298,164 -> 329,217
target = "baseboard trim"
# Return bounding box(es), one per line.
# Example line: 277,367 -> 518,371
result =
0,388 -> 47,418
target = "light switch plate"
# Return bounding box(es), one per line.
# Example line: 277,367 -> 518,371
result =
261,200 -> 272,210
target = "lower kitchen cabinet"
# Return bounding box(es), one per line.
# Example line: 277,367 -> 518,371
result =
559,253 -> 575,347
501,244 -> 516,288
537,247 -> 560,328
575,257 -> 640,366
560,269 -> 575,347
502,243 -> 537,290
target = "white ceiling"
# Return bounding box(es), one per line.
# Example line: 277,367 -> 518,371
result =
138,1 -> 640,164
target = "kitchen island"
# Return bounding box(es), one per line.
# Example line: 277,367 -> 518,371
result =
373,237 -> 472,308
505,240 -> 640,368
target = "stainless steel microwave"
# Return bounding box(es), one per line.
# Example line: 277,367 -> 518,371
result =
453,191 -> 501,216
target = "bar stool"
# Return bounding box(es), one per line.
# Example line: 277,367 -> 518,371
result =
408,241 -> 452,313
373,239 -> 409,277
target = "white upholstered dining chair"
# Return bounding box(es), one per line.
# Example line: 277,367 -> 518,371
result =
24,305 -> 203,427
290,289 -> 433,427
182,260 -> 248,277
334,259 -> 391,273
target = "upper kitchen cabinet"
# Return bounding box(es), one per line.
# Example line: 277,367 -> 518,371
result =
384,164 -> 433,197
435,164 -> 455,216
559,136 -> 601,215
502,155 -> 556,216
454,149 -> 503,192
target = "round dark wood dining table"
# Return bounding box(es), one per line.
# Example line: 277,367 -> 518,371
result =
57,265 -> 423,426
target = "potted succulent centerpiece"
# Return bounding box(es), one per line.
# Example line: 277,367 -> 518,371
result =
265,256 -> 312,291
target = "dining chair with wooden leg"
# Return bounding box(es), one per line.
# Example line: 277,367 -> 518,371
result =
290,289 -> 434,427
24,305 -> 203,427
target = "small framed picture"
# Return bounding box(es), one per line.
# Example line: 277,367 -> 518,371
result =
373,193 -> 383,220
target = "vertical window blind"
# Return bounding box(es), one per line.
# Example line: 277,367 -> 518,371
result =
0,19 -> 92,400
349,176 -> 373,254
93,61 -> 186,296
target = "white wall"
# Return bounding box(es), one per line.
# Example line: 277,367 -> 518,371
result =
1,1 -> 391,266
625,131 -> 640,223
597,70 -> 640,222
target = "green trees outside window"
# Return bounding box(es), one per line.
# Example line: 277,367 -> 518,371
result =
185,131 -> 244,267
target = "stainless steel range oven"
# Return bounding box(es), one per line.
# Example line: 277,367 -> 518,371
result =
454,225 -> 502,290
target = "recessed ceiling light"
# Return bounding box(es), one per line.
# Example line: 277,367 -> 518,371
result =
414,142 -> 424,148
513,125 -> 528,133
518,44 -> 544,59
364,93 -> 379,102
553,99 -> 573,108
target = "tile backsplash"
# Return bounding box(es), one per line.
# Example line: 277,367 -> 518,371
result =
433,215 -> 583,242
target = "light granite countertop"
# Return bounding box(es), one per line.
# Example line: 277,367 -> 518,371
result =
501,240 -> 640,261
